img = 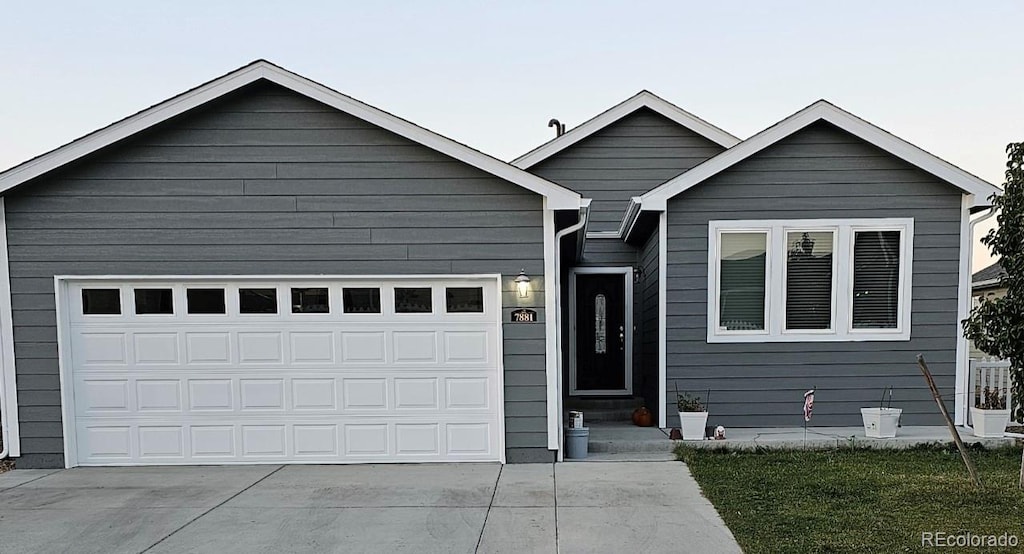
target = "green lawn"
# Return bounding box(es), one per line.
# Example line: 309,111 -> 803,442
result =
676,444 -> 1024,553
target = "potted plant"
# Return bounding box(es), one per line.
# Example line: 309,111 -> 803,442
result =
860,386 -> 902,438
676,386 -> 709,440
970,386 -> 1010,438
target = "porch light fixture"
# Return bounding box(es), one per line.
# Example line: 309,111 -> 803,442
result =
515,269 -> 531,298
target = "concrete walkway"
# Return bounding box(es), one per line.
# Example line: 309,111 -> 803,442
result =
0,461 -> 740,554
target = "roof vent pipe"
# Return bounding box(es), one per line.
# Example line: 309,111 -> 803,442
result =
548,119 -> 566,137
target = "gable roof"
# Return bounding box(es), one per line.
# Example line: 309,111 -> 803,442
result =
639,100 -> 1001,211
973,260 -> 1006,289
0,60 -> 582,210
511,90 -> 740,169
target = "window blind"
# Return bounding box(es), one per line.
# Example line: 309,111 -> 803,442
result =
852,230 -> 902,328
785,231 -> 834,330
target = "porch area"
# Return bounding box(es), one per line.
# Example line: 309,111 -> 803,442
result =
577,422 -> 1018,461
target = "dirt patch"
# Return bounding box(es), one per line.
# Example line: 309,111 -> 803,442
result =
0,457 -> 13,474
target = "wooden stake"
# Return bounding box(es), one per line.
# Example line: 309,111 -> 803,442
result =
917,354 -> 983,490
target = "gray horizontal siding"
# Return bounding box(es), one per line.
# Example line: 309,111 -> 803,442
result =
577,238 -> 637,267
529,108 -> 725,232
8,212 -> 541,229
665,121 -> 964,428
7,81 -> 550,467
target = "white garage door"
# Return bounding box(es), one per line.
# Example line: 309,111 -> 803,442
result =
59,277 -> 503,466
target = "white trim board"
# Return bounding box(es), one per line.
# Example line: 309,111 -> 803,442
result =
0,198 -> 19,457
0,60 -> 581,210
567,267 -> 633,396
639,100 -> 1001,211
512,90 -> 740,169
542,204 -> 560,451
657,212 -> 667,428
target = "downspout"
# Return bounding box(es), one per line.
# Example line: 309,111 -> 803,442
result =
0,377 -> 7,460
552,199 -> 591,461
960,203 -> 998,425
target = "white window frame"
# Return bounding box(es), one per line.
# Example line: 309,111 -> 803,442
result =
709,228 -> 772,338
708,218 -> 914,343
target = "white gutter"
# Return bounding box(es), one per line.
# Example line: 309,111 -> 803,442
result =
552,199 -> 591,462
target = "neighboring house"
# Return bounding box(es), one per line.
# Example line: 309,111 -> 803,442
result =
970,260 -> 1006,359
0,61 -> 1000,469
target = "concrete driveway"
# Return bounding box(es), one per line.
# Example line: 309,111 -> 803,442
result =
0,461 -> 740,554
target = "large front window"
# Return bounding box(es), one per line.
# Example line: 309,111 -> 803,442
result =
708,218 -> 913,342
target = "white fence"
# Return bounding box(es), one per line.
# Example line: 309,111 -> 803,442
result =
969,358 -> 1021,425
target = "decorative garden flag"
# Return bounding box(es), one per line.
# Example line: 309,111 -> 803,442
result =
803,389 -> 815,422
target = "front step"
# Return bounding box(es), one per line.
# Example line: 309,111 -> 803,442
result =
564,396 -> 647,425
582,422 -> 676,454
579,409 -> 637,423
588,438 -> 677,453
564,396 -> 645,411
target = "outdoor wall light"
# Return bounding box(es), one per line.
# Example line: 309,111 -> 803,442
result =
515,269 -> 531,298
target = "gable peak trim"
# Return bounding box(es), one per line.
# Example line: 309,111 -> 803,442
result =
511,90 -> 740,169
639,99 -> 1001,210
0,60 -> 581,209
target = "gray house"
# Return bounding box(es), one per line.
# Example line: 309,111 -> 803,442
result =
0,61 -> 999,468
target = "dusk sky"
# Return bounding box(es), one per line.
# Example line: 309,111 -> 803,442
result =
2,2 -> 1019,267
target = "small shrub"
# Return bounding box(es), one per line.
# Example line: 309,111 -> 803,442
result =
677,391 -> 705,412
976,386 -> 1008,410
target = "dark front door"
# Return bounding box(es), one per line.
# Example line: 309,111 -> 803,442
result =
574,273 -> 627,392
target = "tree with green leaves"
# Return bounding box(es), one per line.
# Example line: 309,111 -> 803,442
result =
963,142 -> 1023,489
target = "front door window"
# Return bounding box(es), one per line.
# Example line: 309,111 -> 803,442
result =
594,294 -> 607,354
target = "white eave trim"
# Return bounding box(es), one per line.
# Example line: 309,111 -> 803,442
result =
511,90 -> 740,169
972,278 -> 1004,290
639,100 -> 1002,210
0,60 -> 581,210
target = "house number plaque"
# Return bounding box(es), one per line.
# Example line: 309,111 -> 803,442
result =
511,309 -> 537,323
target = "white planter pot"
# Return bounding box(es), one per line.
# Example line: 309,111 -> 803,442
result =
678,411 -> 709,440
970,407 -> 1011,438
860,407 -> 902,438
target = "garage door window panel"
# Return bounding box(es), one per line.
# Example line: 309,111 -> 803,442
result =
395,288 -> 432,313
292,288 -> 330,314
239,288 -> 278,314
82,289 -> 122,315
187,288 -> 226,315
446,287 -> 484,313
343,288 -> 381,314
135,289 -> 174,315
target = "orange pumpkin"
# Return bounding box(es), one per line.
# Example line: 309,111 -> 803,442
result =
632,406 -> 653,427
